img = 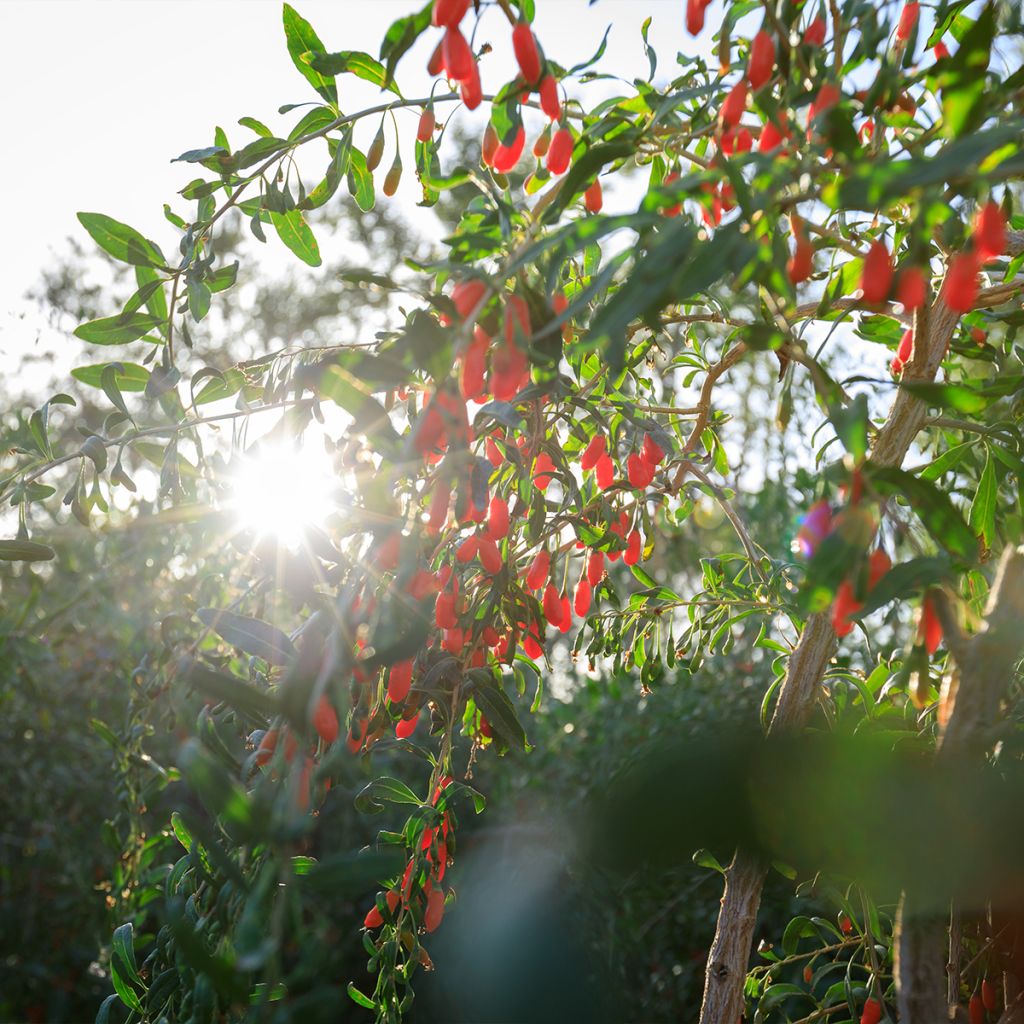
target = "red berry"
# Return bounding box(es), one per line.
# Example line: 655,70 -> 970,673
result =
969,993 -> 984,1024
804,16 -> 826,46
255,727 -> 278,766
584,179 -> 603,213
460,328 -> 489,400
478,534 -> 502,574
891,328 -> 914,376
533,452 -> 556,491
452,278 -> 487,320
860,997 -> 883,1024
720,79 -> 748,129
982,979 -> 997,1012
759,120 -> 786,153
868,549 -> 891,588
748,31 -> 775,90
896,1 -> 919,41
442,25 -> 474,82
526,549 -> 551,591
546,127 -> 574,175
503,293 -> 531,346
487,496 -> 510,539
974,201 -> 1007,262
424,884 -> 445,932
364,903 -> 384,929
861,240 -> 894,304
512,21 -> 542,84
485,435 -> 504,467
641,433 -> 665,466
943,251 -> 980,313
803,965 -> 813,984
460,59 -> 483,110
313,694 -> 339,744
831,580 -> 863,637
417,107 -> 436,142
435,591 -> 457,630
539,74 -> 561,120
388,660 -> 414,703
686,0 -> 708,35
492,125 -> 526,174
432,0 -> 469,28
396,712 -> 420,739
788,217 -> 813,284
427,38 -> 446,76
558,594 -> 572,634
626,453 -> 654,489
895,266 -> 927,310
918,593 -> 943,655
427,478 -> 452,534
574,575 -> 592,617
481,123 -> 498,167
456,534 -> 479,563
581,434 -> 607,471
586,549 -> 604,587
840,914 -> 853,934
933,41 -> 950,60
595,451 -> 615,490
624,529 -> 642,566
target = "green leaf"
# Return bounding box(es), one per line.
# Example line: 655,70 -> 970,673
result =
270,209 -> 321,266
0,540 -> 55,561
180,662 -> 279,721
899,381 -> 991,414
354,776 -> 422,814
178,740 -> 254,839
347,983 -> 378,1010
831,393 -> 869,461
346,148 -> 375,212
378,3 -> 432,88
74,313 -> 164,346
72,362 -> 150,392
865,464 -> 978,561
196,608 -> 298,666
471,681 -> 527,752
112,924 -> 142,988
76,212 -> 164,268
920,441 -> 974,481
304,50 -> 398,95
282,3 -> 337,105
938,3 -> 995,138
968,451 -> 997,549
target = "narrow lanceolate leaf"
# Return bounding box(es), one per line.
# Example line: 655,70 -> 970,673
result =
471,680 -> 528,752
0,540 -> 56,561
968,451 -> 997,550
72,362 -> 150,392
282,3 -> 337,105
196,608 -> 298,666
76,212 -> 165,268
74,313 -> 164,346
270,209 -> 321,266
304,50 -> 398,95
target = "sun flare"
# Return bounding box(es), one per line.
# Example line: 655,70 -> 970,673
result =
229,439 -> 336,548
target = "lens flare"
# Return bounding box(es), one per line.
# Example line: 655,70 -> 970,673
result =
229,439 -> 336,548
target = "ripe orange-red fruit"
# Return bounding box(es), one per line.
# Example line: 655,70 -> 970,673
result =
574,574 -> 592,617
539,73 -> 561,120
533,124 -> 551,158
890,327 -> 914,376
759,120 -> 786,153
417,107 -> 436,142
388,660 -> 414,703
587,549 -> 605,587
943,251 -> 980,313
624,529 -> 642,566
974,202 -> 1007,262
803,965 -> 813,984
788,219 -> 814,284
442,25 -> 474,82
452,278 -> 487,320
595,451 -> 615,489
435,591 -> 457,630
832,580 -> 863,637
481,123 -> 498,166
686,0 -> 712,36
432,0 -> 469,28
804,16 -> 826,46
456,534 -> 479,563
460,60 -> 483,110
512,21 -> 542,84
526,549 -> 551,591
969,993 -> 984,1024
427,38 -> 446,76
896,1 -> 919,40
861,240 -> 894,304
533,452 -> 556,491
255,727 -> 278,766
546,127 -> 574,175
896,266 -> 927,310
492,125 -> 526,174
720,79 -> 748,129
748,30 -> 775,90
396,712 -> 419,739
478,534 -> 502,574
487,496 -> 509,539
581,434 -> 607,470
642,433 -> 665,466
312,695 -> 339,744
860,997 -> 882,1024
584,179 -> 603,213
840,914 -> 853,934
425,884 -> 446,932
982,979 -> 997,1011
626,452 -> 655,489
918,593 -> 943,655
934,41 -> 950,60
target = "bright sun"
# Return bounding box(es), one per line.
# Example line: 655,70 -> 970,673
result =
229,439 -> 336,548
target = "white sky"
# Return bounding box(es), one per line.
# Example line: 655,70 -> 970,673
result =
0,1 -> 704,319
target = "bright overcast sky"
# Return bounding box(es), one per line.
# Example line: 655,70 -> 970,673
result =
0,2 -> 705,321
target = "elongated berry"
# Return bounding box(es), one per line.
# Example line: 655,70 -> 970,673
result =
891,327 -> 914,375
574,574 -> 592,616
427,38 -> 446,76
526,549 -> 550,591
543,582 -> 562,626
861,240 -> 894,304
969,994 -> 984,1024
539,73 -> 561,120
720,79 -> 748,129
860,997 -> 882,1024
424,884 -> 445,932
558,595 -> 572,633
586,549 -> 604,586
581,434 -> 607,471
759,120 -> 785,153
461,59 -> 482,110
478,534 -> 502,574
641,433 -> 665,466
624,529 -> 642,565
974,201 -> 1007,262
546,127 -> 574,175
383,159 -> 402,197
487,495 -> 510,539
396,712 -> 419,739
417,107 -> 436,142
918,593 -> 943,654
626,453 -> 654,489
388,660 -> 414,703
313,694 -> 339,744
896,266 -> 926,310
584,179 -> 603,213
686,0 -> 707,35
512,21 -> 542,84
595,451 -> 615,489
481,123 -> 498,166
443,25 -> 474,82
942,251 -> 980,312
533,452 -> 556,490
982,979 -> 997,1012
748,30 -> 775,90
432,0 -> 469,28
896,1 -> 919,41
366,123 -> 386,172
492,125 -> 526,174
788,219 -> 813,284
804,16 -> 826,46
435,590 -> 457,629
456,534 -> 479,563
